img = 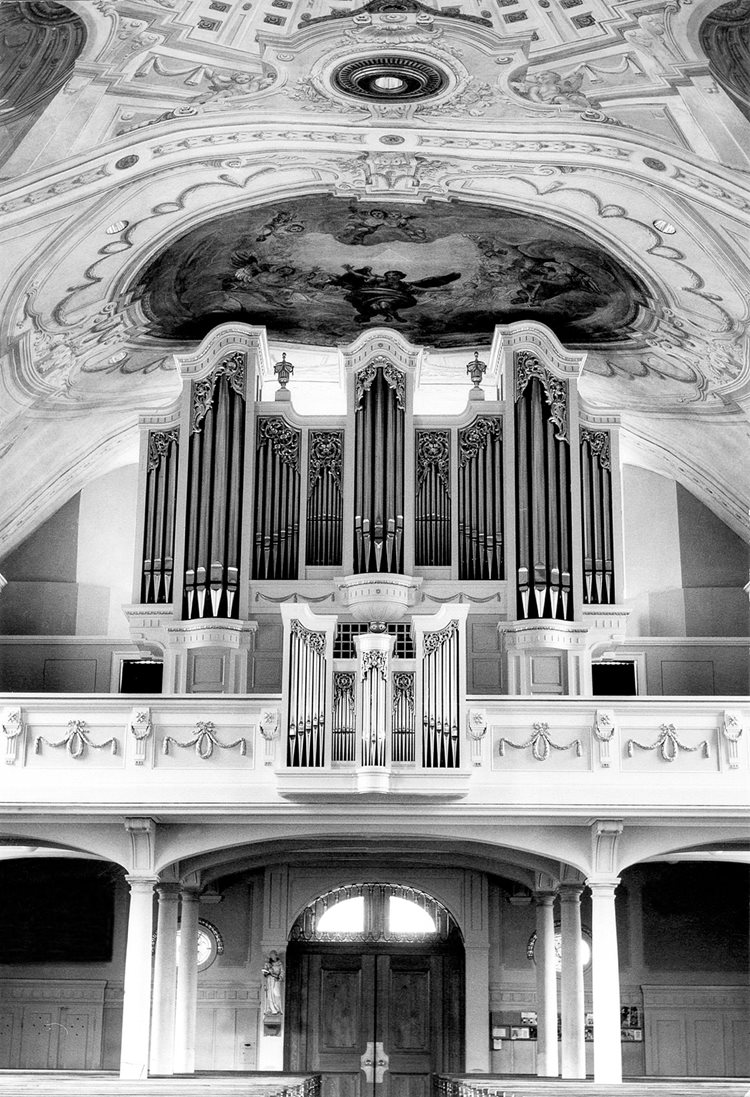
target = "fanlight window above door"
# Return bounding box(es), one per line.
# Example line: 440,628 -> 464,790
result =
289,882 -> 459,943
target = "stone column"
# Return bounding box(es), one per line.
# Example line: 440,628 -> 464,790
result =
588,877 -> 622,1083
559,884 -> 585,1079
150,882 -> 180,1075
120,875 -> 158,1079
534,892 -> 558,1077
173,887 -> 201,1074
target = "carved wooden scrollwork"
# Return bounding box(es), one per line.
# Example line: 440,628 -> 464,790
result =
308,430 -> 343,491
147,429 -> 179,472
356,361 -> 405,411
515,351 -> 568,442
192,351 -> 246,433
580,428 -> 611,469
257,417 -> 301,470
417,430 -> 450,490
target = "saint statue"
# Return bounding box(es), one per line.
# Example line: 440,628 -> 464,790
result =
262,950 -> 284,1015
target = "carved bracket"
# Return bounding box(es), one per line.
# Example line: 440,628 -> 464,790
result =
257,417 -> 301,470
627,722 -> 709,762
591,819 -> 623,875
593,708 -> 616,768
361,650 -> 388,681
163,720 -> 246,759
291,618 -> 327,654
580,427 -> 611,470
128,707 -> 152,766
515,351 -> 568,441
498,721 -> 582,762
356,361 -> 406,411
721,710 -> 743,769
147,428 -> 179,471
308,430 -> 343,492
192,352 -> 246,432
458,416 -> 501,467
423,618 -> 459,657
34,719 -> 118,759
2,706 -> 25,765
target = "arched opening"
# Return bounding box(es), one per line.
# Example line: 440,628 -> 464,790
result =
284,882 -> 465,1097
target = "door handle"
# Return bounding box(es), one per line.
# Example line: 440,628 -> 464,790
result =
360,1041 -> 375,1083
361,1041 -> 389,1083
374,1041 -> 389,1083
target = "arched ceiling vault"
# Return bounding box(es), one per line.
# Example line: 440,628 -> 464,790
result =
1,0 -> 750,550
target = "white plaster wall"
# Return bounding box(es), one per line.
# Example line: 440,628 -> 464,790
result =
621,466 -> 683,637
76,464 -> 138,637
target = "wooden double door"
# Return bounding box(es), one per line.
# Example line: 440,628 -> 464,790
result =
285,944 -> 464,1097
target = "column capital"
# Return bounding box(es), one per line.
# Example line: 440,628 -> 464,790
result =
534,890 -> 557,907
124,874 -> 159,894
586,875 -> 621,894
156,881 -> 182,901
180,885 -> 202,902
558,881 -> 584,901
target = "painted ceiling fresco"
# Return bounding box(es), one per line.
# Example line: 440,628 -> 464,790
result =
132,197 -> 650,349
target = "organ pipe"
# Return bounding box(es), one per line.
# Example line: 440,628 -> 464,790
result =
391,672 -> 416,763
580,428 -> 615,604
415,431 -> 451,567
253,418 -> 301,580
307,431 -> 344,567
141,429 -> 179,603
287,620 -> 327,767
457,418 -> 503,580
354,363 -> 405,574
331,671 -> 356,762
421,620 -> 460,768
514,352 -> 572,621
183,352 -> 246,619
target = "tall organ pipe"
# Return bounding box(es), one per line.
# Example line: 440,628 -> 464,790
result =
253,418 -> 301,581
142,429 -> 179,604
514,353 -> 571,621
183,353 -> 246,620
580,429 -> 614,604
457,418 -> 503,581
354,364 -> 405,574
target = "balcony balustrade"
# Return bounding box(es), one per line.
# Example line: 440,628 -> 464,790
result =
1,694 -> 746,814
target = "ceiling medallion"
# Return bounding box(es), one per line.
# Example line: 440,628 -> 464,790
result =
331,56 -> 449,102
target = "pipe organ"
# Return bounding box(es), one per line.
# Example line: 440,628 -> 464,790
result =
253,417 -> 301,581
580,428 -> 615,605
184,351 -> 246,619
141,429 -> 179,604
132,322 -> 623,748
514,352 -> 572,622
354,362 -> 405,575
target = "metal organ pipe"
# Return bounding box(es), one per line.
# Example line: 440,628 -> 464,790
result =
514,352 -> 572,621
580,429 -> 614,604
142,430 -> 179,604
354,364 -> 405,574
183,353 -> 246,619
253,418 -> 301,581
458,418 -> 503,581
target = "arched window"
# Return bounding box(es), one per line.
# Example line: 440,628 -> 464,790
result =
290,882 -> 460,943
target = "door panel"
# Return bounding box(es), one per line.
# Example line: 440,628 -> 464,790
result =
286,944 -> 463,1097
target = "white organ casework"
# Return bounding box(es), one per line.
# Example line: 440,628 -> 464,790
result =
127,322 -> 625,767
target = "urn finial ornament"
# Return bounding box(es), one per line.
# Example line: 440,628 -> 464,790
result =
467,350 -> 487,400
274,352 -> 294,401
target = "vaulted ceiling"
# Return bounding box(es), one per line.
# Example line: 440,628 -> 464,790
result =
1,0 -> 749,554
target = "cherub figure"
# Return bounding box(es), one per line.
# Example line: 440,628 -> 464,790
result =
512,68 -> 591,110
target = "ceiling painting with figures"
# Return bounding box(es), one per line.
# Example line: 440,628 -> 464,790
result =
133,196 -> 649,349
